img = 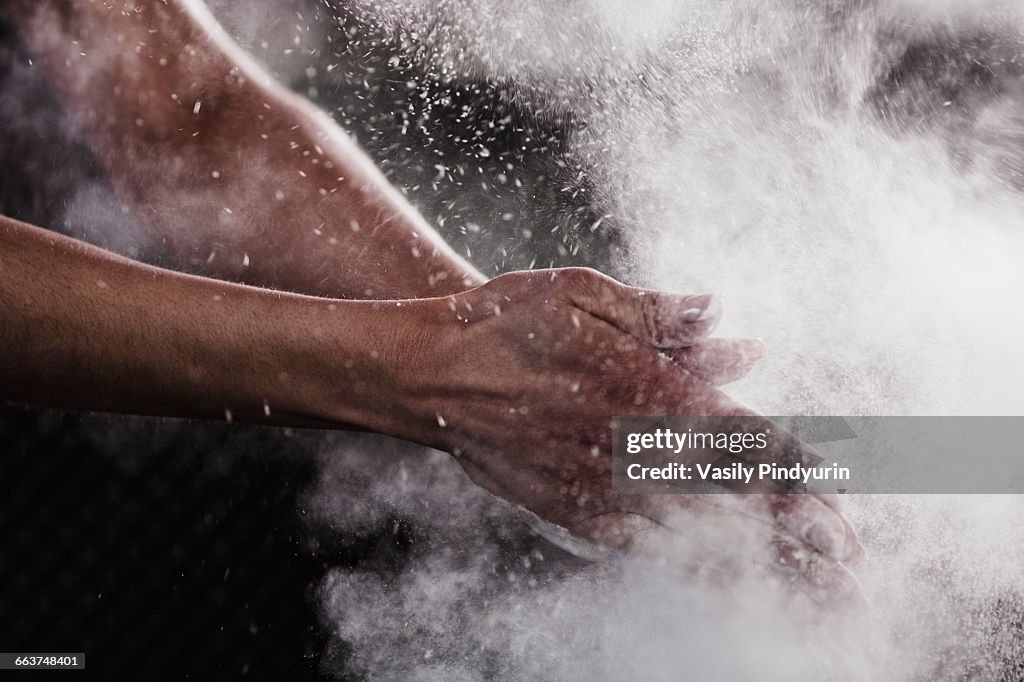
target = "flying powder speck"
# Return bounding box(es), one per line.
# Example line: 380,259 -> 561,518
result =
299,0 -> 1024,678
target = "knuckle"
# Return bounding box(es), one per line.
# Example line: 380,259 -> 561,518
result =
557,267 -> 597,290
489,270 -> 530,289
638,291 -> 664,345
560,266 -> 613,293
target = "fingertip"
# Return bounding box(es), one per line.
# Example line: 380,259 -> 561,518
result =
817,503 -> 865,564
731,337 -> 767,369
747,337 -> 767,360
843,529 -> 867,565
806,521 -> 845,560
657,294 -> 723,347
681,294 -> 723,323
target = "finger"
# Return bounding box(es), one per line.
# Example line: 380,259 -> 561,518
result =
576,506 -> 757,584
579,506 -> 866,610
659,375 -> 824,475
655,501 -> 868,610
786,489 -> 866,565
715,494 -> 864,562
666,338 -> 766,386
621,492 -> 861,563
586,342 -> 820,483
559,268 -> 723,348
563,319 -> 816,483
771,532 -> 868,610
805,493 -> 866,564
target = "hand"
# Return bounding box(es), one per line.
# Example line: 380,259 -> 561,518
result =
0,215 -> 862,603
388,268 -> 864,600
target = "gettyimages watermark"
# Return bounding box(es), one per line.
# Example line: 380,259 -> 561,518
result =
612,416 -> 1024,494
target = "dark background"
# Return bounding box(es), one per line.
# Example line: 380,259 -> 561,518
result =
4,3 -> 1024,680
0,2 -> 618,679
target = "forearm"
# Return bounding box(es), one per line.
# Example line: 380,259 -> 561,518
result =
0,214 -> 426,432
0,217 -> 866,578
7,0 -> 484,298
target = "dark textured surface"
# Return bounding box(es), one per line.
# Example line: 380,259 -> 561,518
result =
0,12 -> 329,679
0,407 -> 332,680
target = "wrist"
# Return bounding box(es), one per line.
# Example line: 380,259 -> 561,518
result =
268,296 -> 451,440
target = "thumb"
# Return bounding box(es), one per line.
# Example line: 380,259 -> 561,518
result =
668,337 -> 766,385
561,268 -> 722,348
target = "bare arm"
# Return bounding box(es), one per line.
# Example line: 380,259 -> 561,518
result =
0,212 -> 862,603
0,213 -> 411,427
2,0 -> 865,603
3,0 -> 779,398
7,0 -> 484,298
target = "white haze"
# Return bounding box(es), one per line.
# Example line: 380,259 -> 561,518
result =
292,0 -> 1024,678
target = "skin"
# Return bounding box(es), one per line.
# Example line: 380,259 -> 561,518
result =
5,0 -> 484,298
0,0 -> 864,601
